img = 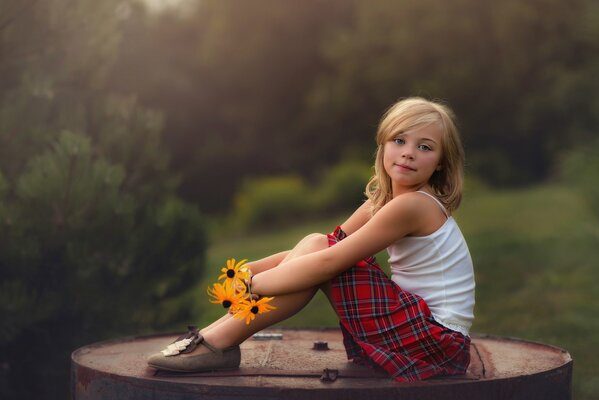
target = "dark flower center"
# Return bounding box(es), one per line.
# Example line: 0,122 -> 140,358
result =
226,269 -> 235,278
223,300 -> 232,308
251,306 -> 259,314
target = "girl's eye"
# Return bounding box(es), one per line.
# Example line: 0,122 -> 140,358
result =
393,138 -> 405,145
418,144 -> 432,151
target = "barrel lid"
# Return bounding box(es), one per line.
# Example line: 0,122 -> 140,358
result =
72,328 -> 572,399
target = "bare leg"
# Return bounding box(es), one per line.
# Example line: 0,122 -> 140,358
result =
199,313 -> 232,335
190,233 -> 329,353
199,233 -> 327,335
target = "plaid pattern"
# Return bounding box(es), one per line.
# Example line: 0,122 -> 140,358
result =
327,226 -> 470,382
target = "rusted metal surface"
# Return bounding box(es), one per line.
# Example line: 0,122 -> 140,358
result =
71,328 -> 572,400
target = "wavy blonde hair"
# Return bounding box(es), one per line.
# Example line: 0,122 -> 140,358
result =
365,97 -> 464,215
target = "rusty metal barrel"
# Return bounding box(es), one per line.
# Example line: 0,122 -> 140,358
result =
71,328 -> 572,400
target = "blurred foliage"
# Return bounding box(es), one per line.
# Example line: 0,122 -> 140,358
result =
228,175 -> 313,231
227,160 -> 371,232
312,160 -> 372,213
106,0 -> 599,212
0,1 -> 208,399
107,0 -> 356,212
558,136 -> 599,219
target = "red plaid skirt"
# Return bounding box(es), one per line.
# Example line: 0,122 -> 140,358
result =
327,226 -> 470,382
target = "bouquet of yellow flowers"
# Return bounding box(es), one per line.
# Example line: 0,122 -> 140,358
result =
207,258 -> 276,324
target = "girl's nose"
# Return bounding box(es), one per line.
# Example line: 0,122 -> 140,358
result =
402,150 -> 414,160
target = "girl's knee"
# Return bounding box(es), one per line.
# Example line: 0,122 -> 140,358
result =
284,233 -> 329,263
304,233 -> 329,249
300,233 -> 328,252
302,232 -> 324,240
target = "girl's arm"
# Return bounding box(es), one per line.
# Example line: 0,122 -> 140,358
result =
252,193 -> 425,296
339,200 -> 372,235
245,251 -> 290,275
242,200 -> 370,278
247,200 -> 371,276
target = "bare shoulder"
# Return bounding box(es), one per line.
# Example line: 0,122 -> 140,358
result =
378,192 -> 446,234
381,191 -> 447,236
379,192 -> 429,215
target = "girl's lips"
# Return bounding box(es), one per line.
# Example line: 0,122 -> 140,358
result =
396,164 -> 416,171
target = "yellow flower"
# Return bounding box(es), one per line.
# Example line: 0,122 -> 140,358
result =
207,281 -> 244,311
218,258 -> 251,289
233,297 -> 277,325
207,258 -> 276,325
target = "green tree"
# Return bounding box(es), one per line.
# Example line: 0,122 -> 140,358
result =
0,1 -> 208,398
106,0 -> 354,212
305,0 -> 599,185
106,0 -> 599,213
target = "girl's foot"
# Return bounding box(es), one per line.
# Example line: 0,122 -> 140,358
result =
147,328 -> 240,372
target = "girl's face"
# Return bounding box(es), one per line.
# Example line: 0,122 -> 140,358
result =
383,123 -> 443,196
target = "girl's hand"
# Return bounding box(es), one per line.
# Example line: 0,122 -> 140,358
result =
244,272 -> 261,300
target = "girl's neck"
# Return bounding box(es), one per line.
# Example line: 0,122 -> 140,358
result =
392,184 -> 431,198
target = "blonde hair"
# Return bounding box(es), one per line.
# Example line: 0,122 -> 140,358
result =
365,97 -> 464,215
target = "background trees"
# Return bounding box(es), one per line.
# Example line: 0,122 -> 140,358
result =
107,0 -> 599,212
0,1 -> 207,398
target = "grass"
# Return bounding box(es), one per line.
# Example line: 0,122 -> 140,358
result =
191,184 -> 598,399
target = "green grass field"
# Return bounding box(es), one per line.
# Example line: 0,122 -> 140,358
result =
193,184 -> 598,399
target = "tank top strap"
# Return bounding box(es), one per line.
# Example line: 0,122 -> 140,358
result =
415,191 -> 449,218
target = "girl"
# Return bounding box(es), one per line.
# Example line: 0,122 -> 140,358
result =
148,97 -> 475,382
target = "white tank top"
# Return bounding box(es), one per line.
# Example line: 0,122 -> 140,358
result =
388,191 -> 475,336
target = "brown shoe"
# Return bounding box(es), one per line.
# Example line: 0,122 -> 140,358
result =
147,326 -> 241,373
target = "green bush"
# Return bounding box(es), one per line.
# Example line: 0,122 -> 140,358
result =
226,161 -> 372,232
462,174 -> 491,198
558,137 -> 599,218
0,131 -> 207,399
0,1 -> 207,398
313,160 -> 372,212
229,175 -> 314,231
